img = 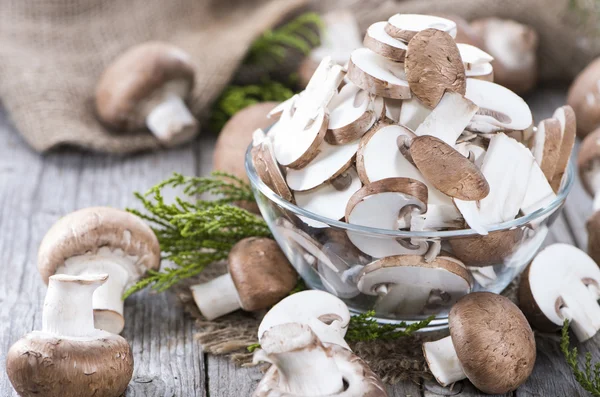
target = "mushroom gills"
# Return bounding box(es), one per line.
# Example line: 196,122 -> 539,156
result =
190,273 -> 242,321
423,335 -> 466,386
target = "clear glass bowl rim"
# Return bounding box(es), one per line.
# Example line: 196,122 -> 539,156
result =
245,143 -> 575,238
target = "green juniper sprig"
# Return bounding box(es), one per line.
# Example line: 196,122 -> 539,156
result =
124,172 -> 271,298
346,311 -> 435,342
561,320 -> 600,396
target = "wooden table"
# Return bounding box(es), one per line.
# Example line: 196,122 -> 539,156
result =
0,86 -> 597,397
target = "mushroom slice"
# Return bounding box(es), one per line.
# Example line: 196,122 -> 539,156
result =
468,265 -> 497,287
258,290 -> 351,350
465,78 -> 533,133
326,84 -> 376,145
267,96 -> 295,120
254,323 -> 387,397
521,161 -> 556,216
347,48 -> 411,99
530,118 -> 562,181
519,244 -> 600,341
345,178 -> 429,258
455,141 -> 487,168
410,136 -> 489,201
286,140 -> 358,191
457,43 -> 494,80
364,21 -> 408,62
252,136 -> 294,202
413,91 -> 479,146
399,97 -> 432,130
550,105 -> 577,192
449,229 -> 523,267
385,14 -> 457,43
294,167 -> 361,222
357,255 -> 472,315
382,97 -> 403,122
405,29 -> 466,108
319,242 -> 361,299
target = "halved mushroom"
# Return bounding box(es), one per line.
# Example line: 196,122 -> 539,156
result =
294,167 -> 362,223
357,254 -> 472,315
253,323 -> 387,397
550,105 -> 577,192
423,292 -> 535,394
457,43 -> 494,81
413,91 -> 479,146
252,134 -> 294,202
409,135 -> 489,201
464,78 -> 533,133
449,229 -> 523,267
530,118 -> 562,182
405,29 -> 466,109
385,14 -> 457,43
347,48 -> 411,99
258,290 -> 351,350
326,83 -> 376,145
519,244 -> 600,341
344,178 -> 429,258
399,97 -> 432,130
364,21 -> 407,62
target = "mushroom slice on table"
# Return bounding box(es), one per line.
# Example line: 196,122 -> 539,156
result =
258,290 -> 351,350
190,237 -> 297,320
37,207 -> 161,334
253,323 -> 387,397
457,43 -> 494,81
567,58 -> 600,139
294,167 -> 362,225
519,244 -> 600,341
399,97 -> 432,130
252,134 -> 294,202
345,178 -> 429,258
326,83 -> 376,145
409,135 -> 489,201
385,14 -> 457,43
7,274 -> 134,397
405,29 -> 466,108
449,229 -> 523,267
464,78 -> 533,133
423,292 -> 536,394
363,21 -> 408,62
550,105 -> 577,192
95,42 -> 198,145
357,255 -> 472,315
413,91 -> 479,146
530,118 -> 562,182
347,48 -> 411,99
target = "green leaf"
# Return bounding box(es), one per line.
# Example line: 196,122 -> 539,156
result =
247,343 -> 261,353
561,319 -> 600,396
346,311 -> 435,342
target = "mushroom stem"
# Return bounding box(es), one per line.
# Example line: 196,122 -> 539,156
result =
190,273 -> 242,320
254,323 -> 344,395
42,274 -> 108,337
559,285 -> 600,341
146,93 -> 198,144
422,335 -> 466,386
375,283 -> 432,314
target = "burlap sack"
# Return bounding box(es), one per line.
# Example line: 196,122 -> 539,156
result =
0,0 -> 307,153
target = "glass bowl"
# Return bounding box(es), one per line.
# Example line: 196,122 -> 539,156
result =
245,145 -> 575,330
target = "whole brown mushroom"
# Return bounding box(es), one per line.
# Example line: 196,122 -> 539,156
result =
96,42 -> 198,145
568,58 -> 600,139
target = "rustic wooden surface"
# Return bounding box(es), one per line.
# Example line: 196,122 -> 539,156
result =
0,86 -> 597,396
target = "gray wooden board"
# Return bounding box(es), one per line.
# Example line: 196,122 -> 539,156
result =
0,86 -> 597,397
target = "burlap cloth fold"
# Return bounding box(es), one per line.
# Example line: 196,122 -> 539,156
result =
0,0 -> 598,153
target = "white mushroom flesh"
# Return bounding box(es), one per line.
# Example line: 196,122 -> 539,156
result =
387,14 -> 457,40
365,21 -> 408,56
348,48 -> 411,98
383,98 -> 403,122
457,43 -> 494,79
190,274 -> 241,321
423,335 -> 466,386
328,83 -> 375,132
399,97 -> 431,130
521,161 -> 556,216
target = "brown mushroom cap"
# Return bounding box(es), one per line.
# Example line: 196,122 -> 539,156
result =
449,229 -> 523,267
6,333 -> 133,397
405,29 -> 466,108
577,127 -> 600,196
449,292 -> 536,394
567,58 -> 600,139
251,139 -> 294,203
531,118 -> 562,182
518,263 -> 562,332
550,105 -> 577,192
96,42 -> 195,131
37,207 -> 161,284
587,211 -> 600,265
410,135 -> 489,201
228,237 -> 297,311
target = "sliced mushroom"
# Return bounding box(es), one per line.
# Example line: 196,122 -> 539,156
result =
468,265 -> 497,287
326,83 -> 376,145
578,127 -> 600,213
399,97 -> 432,130
345,178 -> 429,258
550,105 -> 577,192
364,21 -> 407,62
457,43 -> 494,81
357,254 -> 472,315
294,167 -> 362,223
519,244 -> 600,341
252,136 -> 294,202
449,229 -> 523,267
567,58 -> 600,139
423,292 -> 535,394
521,160 -> 556,216
455,141 -> 487,168
405,29 -> 466,108
385,14 -> 457,43
413,91 -> 479,146
319,242 -> 362,299
410,135 -> 489,201
530,118 -> 562,182
465,78 -> 533,133
382,97 -> 403,123
347,48 -> 411,99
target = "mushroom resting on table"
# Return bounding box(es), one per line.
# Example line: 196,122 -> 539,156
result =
95,42 -> 198,145
6,274 -> 134,397
37,206 -> 161,334
577,127 -> 600,263
423,292 -> 536,394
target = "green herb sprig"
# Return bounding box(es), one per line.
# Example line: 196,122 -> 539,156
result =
346,311 -> 435,342
124,172 -> 270,298
561,320 -> 600,396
